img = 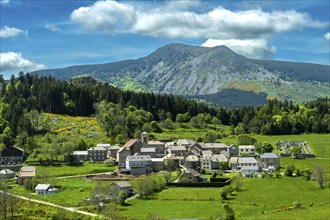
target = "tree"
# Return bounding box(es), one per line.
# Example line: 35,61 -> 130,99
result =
91,182 -> 108,212
284,164 -> 295,176
237,135 -> 257,146
220,161 -> 229,170
220,186 -> 233,200
135,176 -> 155,198
142,123 -> 152,133
290,146 -> 301,159
231,175 -> 243,191
150,121 -> 162,133
223,203 -> 235,220
313,164 -> 325,188
117,190 -> 128,205
176,113 -> 185,127
164,118 -> 174,130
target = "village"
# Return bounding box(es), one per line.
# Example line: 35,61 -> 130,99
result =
1,132 -> 313,196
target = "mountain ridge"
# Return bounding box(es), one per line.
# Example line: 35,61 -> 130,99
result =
31,43 -> 329,104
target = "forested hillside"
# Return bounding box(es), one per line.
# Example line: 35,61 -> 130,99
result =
0,73 -> 329,149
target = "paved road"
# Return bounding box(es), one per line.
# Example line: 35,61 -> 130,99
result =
1,190 -> 101,218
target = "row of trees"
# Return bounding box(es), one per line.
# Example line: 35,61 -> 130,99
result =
0,73 -> 329,147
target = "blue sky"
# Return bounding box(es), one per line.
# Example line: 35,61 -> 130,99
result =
0,0 -> 329,79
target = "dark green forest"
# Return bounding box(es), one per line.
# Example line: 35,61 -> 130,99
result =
0,73 -> 329,147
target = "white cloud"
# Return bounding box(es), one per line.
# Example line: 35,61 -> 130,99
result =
0,52 -> 46,74
45,23 -> 61,32
0,26 -> 25,38
324,32 -> 330,41
70,1 -> 327,39
0,0 -> 10,5
202,39 -> 276,59
70,1 -> 135,33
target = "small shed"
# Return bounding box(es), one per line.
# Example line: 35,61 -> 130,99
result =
112,181 -> 133,196
0,169 -> 15,179
35,184 -> 59,195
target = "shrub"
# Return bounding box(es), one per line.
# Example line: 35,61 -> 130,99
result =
293,199 -> 302,208
223,203 -> 236,220
284,164 -> 295,176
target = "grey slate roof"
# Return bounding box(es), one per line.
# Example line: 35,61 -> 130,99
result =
141,148 -> 156,153
35,184 -> 51,190
260,153 -> 279,159
238,157 -> 258,164
114,181 -> 132,188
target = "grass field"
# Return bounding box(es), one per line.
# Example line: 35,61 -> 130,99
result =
118,177 -> 330,219
150,123 -> 232,141
10,177 -> 97,207
34,162 -> 116,177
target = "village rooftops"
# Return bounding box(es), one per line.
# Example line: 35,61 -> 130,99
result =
96,144 -> 111,148
238,145 -> 255,149
178,139 -> 189,145
148,140 -> 164,145
113,181 -> 132,188
169,145 -> 186,151
110,145 -> 121,150
229,157 -> 238,163
73,151 -> 88,156
200,143 -> 229,149
0,169 -> 14,174
35,184 -> 51,191
123,139 -> 138,148
260,153 -> 279,159
238,157 -> 258,164
88,146 -> 106,151
141,148 -> 156,153
211,154 -> 228,162
185,155 -> 199,162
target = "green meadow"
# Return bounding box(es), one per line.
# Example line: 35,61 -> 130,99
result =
118,177 -> 330,220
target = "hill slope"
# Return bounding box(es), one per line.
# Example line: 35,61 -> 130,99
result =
32,43 -> 330,105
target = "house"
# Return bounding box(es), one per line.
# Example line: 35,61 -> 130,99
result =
238,145 -> 256,156
147,140 -> 165,156
126,155 -> 153,175
88,146 -> 107,161
200,154 -> 212,170
178,139 -> 195,150
239,166 -> 260,177
97,143 -> 111,150
117,147 -> 131,168
211,154 -> 228,170
163,154 -> 180,169
194,142 -> 229,154
151,158 -> 165,172
35,184 -> 59,195
167,145 -> 186,156
72,151 -> 88,162
237,157 -> 258,169
0,169 -> 15,179
111,181 -> 133,197
259,153 -> 280,169
123,139 -> 142,155
108,145 -> 121,159
228,144 -> 238,157
0,146 -> 25,164
185,155 -> 200,170
229,157 -> 238,170
140,148 -> 157,158
181,168 -> 207,183
19,166 -> 36,178
220,150 -> 229,159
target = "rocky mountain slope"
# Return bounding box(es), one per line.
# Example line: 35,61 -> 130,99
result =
32,43 -> 329,105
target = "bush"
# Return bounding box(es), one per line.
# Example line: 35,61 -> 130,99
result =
293,199 -> 302,208
223,203 -> 235,220
104,158 -> 116,166
284,164 -> 295,176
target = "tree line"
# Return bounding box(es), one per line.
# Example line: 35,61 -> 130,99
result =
0,73 -> 329,147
